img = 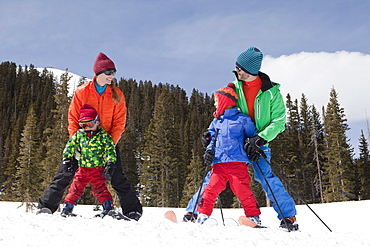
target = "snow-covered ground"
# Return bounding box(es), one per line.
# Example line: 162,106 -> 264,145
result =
1,200 -> 369,247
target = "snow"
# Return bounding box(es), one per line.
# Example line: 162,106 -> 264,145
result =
1,200 -> 369,247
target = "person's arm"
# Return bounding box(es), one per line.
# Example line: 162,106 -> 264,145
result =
258,89 -> 286,142
68,90 -> 83,139
62,133 -> 79,159
244,115 -> 258,138
110,89 -> 127,144
105,133 -> 117,164
205,121 -> 216,151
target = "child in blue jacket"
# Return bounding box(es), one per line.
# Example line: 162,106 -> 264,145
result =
196,86 -> 261,224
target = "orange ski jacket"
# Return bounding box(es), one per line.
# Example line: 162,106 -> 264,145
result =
68,78 -> 127,145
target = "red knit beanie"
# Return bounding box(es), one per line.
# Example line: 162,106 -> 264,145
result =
79,104 -> 98,122
213,86 -> 238,118
93,52 -> 116,75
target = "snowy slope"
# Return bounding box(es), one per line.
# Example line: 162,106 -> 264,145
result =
1,200 -> 369,247
36,67 -> 90,95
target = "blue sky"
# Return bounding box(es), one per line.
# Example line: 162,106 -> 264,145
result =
2,0 -> 369,87
2,0 -> 370,154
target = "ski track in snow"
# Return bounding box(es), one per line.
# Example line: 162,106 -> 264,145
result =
0,200 -> 369,247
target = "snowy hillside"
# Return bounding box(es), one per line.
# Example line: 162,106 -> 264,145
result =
36,67 -> 90,95
1,200 -> 369,247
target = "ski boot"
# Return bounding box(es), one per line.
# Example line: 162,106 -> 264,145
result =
183,212 -> 197,222
127,211 -> 142,221
247,215 -> 262,226
94,200 -> 113,218
36,207 -> 52,215
280,216 -> 299,231
61,202 -> 77,217
196,213 -> 209,224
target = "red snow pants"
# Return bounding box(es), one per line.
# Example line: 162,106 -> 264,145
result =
198,162 -> 261,217
64,166 -> 113,205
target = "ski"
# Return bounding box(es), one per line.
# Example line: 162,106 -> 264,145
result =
204,218 -> 218,226
223,218 -> 239,226
238,216 -> 267,228
59,210 -> 131,220
164,210 -> 177,223
164,211 -> 238,227
61,212 -> 78,218
164,211 -> 218,225
107,210 -> 131,221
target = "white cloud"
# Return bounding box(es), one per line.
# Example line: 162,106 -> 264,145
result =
262,51 -> 370,123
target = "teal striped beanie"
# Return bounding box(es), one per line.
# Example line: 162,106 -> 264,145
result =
236,47 -> 263,76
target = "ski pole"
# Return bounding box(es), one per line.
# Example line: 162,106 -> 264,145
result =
217,196 -> 225,226
191,128 -> 220,221
190,166 -> 210,220
251,155 -> 291,231
259,151 -> 332,232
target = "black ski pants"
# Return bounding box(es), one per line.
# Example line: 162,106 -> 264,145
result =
38,145 -> 142,215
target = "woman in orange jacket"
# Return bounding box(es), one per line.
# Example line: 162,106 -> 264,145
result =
37,52 -> 142,220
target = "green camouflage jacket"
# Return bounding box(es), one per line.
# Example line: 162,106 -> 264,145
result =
62,127 -> 116,167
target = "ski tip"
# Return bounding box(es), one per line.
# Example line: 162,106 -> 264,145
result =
238,216 -> 257,228
164,210 -> 177,223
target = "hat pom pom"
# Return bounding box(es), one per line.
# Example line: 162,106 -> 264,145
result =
227,83 -> 235,89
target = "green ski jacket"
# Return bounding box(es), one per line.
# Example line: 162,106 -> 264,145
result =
62,127 -> 116,167
231,71 -> 286,144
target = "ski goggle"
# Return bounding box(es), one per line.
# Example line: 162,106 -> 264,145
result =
79,115 -> 99,129
103,70 -> 116,76
79,120 -> 95,129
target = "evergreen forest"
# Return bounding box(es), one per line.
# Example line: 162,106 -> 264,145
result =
0,62 -> 369,210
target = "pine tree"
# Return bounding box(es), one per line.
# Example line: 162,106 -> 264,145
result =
180,90 -> 216,207
297,94 -> 317,203
322,88 -> 354,202
1,124 -> 21,200
0,62 -> 18,197
120,79 -> 156,191
140,88 -> 181,207
281,94 -> 300,176
40,69 -> 71,189
310,104 -> 325,202
14,105 -> 43,208
357,130 -> 370,199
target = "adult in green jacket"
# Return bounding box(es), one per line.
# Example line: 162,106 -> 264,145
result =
184,47 -> 298,231
232,47 -> 297,230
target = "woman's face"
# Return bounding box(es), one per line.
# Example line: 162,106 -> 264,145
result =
96,70 -> 115,86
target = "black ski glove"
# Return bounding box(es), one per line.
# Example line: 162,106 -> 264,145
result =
62,158 -> 73,176
103,162 -> 115,181
201,131 -> 211,149
244,136 -> 267,162
203,150 -> 215,166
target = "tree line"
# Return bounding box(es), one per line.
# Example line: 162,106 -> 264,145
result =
0,61 -> 369,210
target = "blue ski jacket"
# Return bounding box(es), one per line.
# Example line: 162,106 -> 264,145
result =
206,108 -> 257,165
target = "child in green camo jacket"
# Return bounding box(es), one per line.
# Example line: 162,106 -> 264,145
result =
60,104 -> 116,217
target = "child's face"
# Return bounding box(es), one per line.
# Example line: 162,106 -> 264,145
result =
79,120 -> 99,131
214,96 -> 218,109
